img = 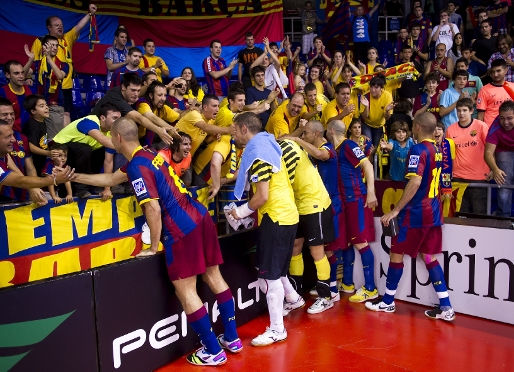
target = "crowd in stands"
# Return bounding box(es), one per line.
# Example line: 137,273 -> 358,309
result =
0,0 -> 514,217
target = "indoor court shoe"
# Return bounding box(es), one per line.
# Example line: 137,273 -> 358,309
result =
331,291 -> 341,302
339,282 -> 356,293
251,327 -> 287,346
349,286 -> 379,303
283,295 -> 306,316
186,346 -> 227,366
217,334 -> 243,353
307,297 -> 334,314
425,307 -> 456,321
309,287 -> 318,296
365,298 -> 396,313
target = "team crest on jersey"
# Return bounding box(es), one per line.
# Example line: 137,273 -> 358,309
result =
470,130 -> 477,137
408,155 -> 420,167
477,98 -> 482,104
251,174 -> 259,183
132,178 -> 147,196
352,146 -> 365,158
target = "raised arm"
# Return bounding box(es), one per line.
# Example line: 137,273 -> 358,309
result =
74,3 -> 98,34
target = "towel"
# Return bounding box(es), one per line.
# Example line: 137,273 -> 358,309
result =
223,202 -> 255,231
265,64 -> 288,99
234,132 -> 282,200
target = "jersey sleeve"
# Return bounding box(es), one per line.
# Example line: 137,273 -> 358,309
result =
249,160 -> 273,183
320,144 -> 336,159
60,62 -> 70,77
344,141 -> 367,168
0,162 -> 12,183
405,145 -> 426,178
163,105 -> 180,123
267,116 -> 290,138
137,102 -> 153,115
126,161 -> 159,205
476,88 -> 487,111
76,118 -> 100,134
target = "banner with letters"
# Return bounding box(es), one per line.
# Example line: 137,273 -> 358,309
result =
1,0 -> 283,77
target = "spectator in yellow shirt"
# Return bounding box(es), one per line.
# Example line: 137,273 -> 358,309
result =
321,83 -> 364,129
266,92 -> 307,138
302,83 -> 330,122
138,38 -> 170,82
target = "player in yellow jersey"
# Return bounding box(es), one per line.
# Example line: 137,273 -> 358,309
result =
321,82 -> 364,129
175,95 -> 234,157
278,139 -> 335,315
229,112 -> 298,347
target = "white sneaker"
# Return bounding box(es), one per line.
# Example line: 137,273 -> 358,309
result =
283,296 -> 306,316
309,287 -> 318,296
425,306 -> 456,321
307,297 -> 334,314
365,298 -> 396,313
251,327 -> 287,346
331,291 -> 341,302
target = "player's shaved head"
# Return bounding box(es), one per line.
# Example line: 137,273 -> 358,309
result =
307,120 -> 325,135
327,119 -> 346,134
413,112 -> 437,134
111,117 -> 139,142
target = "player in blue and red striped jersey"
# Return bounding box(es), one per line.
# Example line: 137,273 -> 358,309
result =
368,112 -> 456,321
0,60 -> 32,132
202,40 -> 238,100
334,118 -> 379,303
109,47 -> 145,89
71,117 -> 241,366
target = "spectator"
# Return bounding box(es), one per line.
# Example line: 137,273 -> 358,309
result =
472,20 -> 498,66
202,39 -> 238,100
403,0 -> 422,28
115,25 -> 136,47
245,66 -> 278,126
486,0 -> 509,35
425,43 -> 454,91
182,67 -> 205,102
52,103 -> 121,198
347,118 -> 374,159
330,52 -> 360,86
167,77 -> 189,111
433,121 -> 455,197
0,60 -> 32,132
109,47 -> 144,89
387,98 -> 413,132
351,3 -> 380,65
175,95 -> 234,157
448,33 -> 465,64
307,36 -> 332,71
461,47 -> 487,77
470,8 -> 491,45
301,83 -> 329,122
358,47 -> 384,75
30,4 -> 98,127
237,32 -> 264,89
294,63 -> 307,93
447,0 -> 464,34
22,94 -> 52,174
446,98 -> 490,214
487,35 -> 514,83
454,57 -> 483,118
142,71 -> 158,86
394,28 -> 410,63
0,119 -> 72,199
136,81 -> 181,147
373,64 -> 403,98
265,92 -> 306,138
414,72 -> 441,120
250,38 -> 289,98
384,0 -> 403,17
92,73 -> 177,145
361,75 -> 394,147
0,98 -> 46,205
158,132 -> 193,187
23,35 -> 69,141
484,101 -> 514,217
428,9 -> 459,54
296,0 -> 326,58
477,59 -> 514,126
269,41 -> 289,78
439,69 -> 471,128
308,65 -> 328,98
397,46 -> 423,101
138,38 -> 170,82
104,28 -> 129,88
321,82 -> 363,128
409,22 -> 430,66
407,5 -> 432,44
380,120 -> 414,181
41,143 -> 73,204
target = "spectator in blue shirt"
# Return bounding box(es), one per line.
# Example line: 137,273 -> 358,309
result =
379,120 -> 414,181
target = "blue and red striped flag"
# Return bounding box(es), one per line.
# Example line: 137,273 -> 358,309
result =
321,1 -> 351,46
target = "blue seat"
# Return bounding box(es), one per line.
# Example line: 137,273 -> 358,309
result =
88,76 -> 105,92
86,91 -> 104,107
72,77 -> 82,90
0,69 -> 7,87
71,89 -> 85,107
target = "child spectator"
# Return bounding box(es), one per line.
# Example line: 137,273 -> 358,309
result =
22,94 -> 54,175
380,120 -> 414,181
387,98 -> 413,132
158,131 -> 193,187
347,118 -> 374,160
413,72 -> 441,120
294,64 -> 307,93
359,47 -> 386,75
42,143 -> 73,204
434,121 -> 455,197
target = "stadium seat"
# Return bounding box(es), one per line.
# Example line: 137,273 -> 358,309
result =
88,76 -> 105,91
72,77 -> 82,90
0,69 -> 7,87
72,89 -> 85,107
86,91 -> 104,107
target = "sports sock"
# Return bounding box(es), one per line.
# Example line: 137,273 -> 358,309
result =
280,276 -> 300,303
259,278 -> 285,332
382,262 -> 404,305
359,245 -> 376,292
426,260 -> 452,310
215,289 -> 238,342
341,247 -> 355,286
328,254 -> 338,294
187,306 -> 221,355
289,254 -> 304,292
314,256 -> 331,298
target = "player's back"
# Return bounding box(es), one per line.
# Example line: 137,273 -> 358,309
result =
337,139 -> 368,202
312,141 -> 342,214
